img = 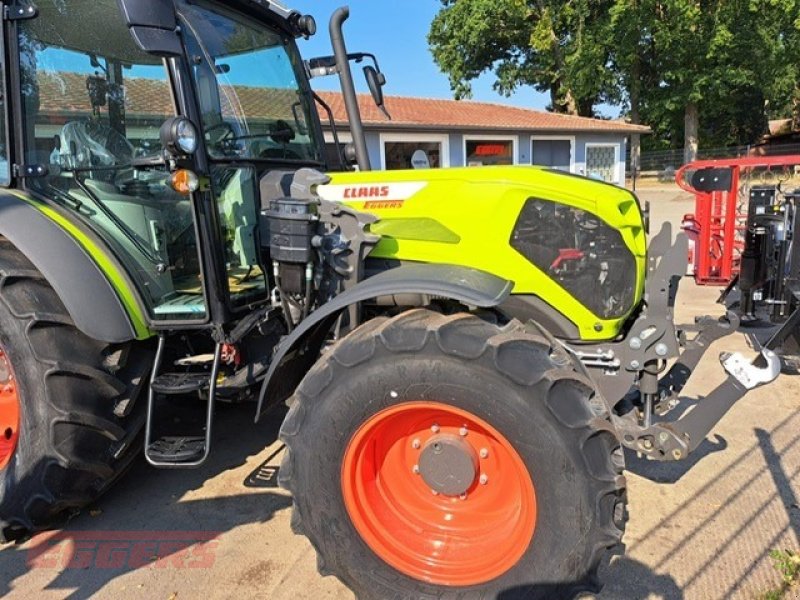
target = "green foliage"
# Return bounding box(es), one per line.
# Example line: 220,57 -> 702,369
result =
761,548 -> 800,599
428,0 -> 618,116
428,0 -> 800,149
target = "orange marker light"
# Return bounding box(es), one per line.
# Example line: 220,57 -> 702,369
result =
170,169 -> 200,195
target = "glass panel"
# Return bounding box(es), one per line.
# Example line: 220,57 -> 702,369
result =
179,2 -> 322,163
532,140 -> 571,170
384,141 -> 442,170
19,0 -> 206,320
465,139 -> 513,166
510,197 -> 636,318
585,145 -> 618,182
211,166 -> 268,308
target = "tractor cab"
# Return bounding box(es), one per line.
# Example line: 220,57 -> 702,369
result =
11,0 -> 343,325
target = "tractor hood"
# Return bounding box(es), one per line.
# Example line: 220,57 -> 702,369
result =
320,166 -> 646,341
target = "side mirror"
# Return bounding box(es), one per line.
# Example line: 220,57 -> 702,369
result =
86,75 -> 108,109
363,65 -> 387,114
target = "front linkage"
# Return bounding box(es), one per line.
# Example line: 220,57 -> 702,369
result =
572,224 -> 781,461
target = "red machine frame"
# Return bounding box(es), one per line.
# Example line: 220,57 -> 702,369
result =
676,155 -> 800,285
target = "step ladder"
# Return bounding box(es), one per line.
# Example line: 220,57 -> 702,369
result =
144,335 -> 221,468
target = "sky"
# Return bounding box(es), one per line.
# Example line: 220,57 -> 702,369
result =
289,0 -> 559,111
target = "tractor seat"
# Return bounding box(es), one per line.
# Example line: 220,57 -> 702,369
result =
53,120 -> 134,173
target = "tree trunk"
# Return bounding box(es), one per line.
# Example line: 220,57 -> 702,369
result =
684,102 -> 699,164
629,57 -> 642,175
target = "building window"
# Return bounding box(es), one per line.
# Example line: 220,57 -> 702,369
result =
380,133 -> 449,170
384,141 -> 442,169
464,137 -> 516,166
531,138 -> 573,172
585,144 -> 620,183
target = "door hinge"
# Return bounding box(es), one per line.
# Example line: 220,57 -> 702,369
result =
13,163 -> 48,178
4,2 -> 37,20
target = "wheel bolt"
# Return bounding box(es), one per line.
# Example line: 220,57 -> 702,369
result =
412,464 -> 420,474
479,448 -> 489,459
431,423 -> 440,433
479,474 -> 488,485
459,426 -> 468,437
412,438 -> 421,449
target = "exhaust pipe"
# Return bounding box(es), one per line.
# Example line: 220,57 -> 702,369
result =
330,7 -> 370,171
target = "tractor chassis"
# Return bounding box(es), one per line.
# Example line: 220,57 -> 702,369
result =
571,223 -> 781,461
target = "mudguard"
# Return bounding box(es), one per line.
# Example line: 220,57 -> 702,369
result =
255,263 -> 514,421
0,192 -> 138,343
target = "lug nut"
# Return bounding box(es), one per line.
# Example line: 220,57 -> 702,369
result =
659,432 -> 669,443
412,464 -> 420,474
479,448 -> 489,459
431,423 -> 440,434
642,439 -> 653,450
655,343 -> 668,357
459,426 -> 468,437
431,489 -> 439,496
412,438 -> 421,449
672,449 -> 683,460
629,337 -> 642,350
479,474 -> 489,485
459,493 -> 467,500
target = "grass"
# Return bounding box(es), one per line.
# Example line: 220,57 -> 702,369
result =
760,549 -> 800,599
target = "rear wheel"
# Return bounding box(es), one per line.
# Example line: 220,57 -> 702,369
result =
0,239 -> 150,541
280,309 -> 626,599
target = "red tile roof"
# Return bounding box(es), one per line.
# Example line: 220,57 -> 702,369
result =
315,91 -> 651,134
36,71 -> 649,134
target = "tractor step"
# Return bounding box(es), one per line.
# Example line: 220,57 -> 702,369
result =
146,436 -> 206,463
151,372 -> 210,395
144,336 -> 221,468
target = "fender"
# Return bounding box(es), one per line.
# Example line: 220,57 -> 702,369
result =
255,263 -> 514,421
0,192 -> 140,343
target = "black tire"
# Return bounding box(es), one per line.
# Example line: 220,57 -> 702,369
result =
0,239 -> 151,542
280,309 -> 626,599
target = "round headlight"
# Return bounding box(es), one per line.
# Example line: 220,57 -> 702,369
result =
160,116 -> 198,157
175,119 -> 198,154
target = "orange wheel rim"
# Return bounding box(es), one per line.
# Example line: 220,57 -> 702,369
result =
0,348 -> 19,470
341,401 -> 536,586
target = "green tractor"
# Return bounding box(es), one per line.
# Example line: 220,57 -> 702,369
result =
0,1 -> 792,598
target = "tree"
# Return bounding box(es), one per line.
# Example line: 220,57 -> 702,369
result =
613,0 -> 800,160
427,0 -> 617,117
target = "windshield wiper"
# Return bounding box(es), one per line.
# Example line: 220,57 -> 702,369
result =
71,176 -> 165,265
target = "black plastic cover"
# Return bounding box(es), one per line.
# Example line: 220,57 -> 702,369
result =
510,197 -> 636,319
264,198 -> 317,264
116,0 -> 177,29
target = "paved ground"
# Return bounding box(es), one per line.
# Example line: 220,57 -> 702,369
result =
2,185 -> 800,599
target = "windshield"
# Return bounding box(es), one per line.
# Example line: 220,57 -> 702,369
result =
179,2 -> 322,164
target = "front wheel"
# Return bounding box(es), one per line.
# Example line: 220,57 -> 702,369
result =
279,309 -> 626,599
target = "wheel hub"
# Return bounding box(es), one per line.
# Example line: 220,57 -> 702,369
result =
418,434 -> 477,496
341,401 -> 537,586
0,348 -> 20,471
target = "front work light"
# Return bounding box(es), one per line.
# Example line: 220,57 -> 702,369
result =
160,116 -> 199,156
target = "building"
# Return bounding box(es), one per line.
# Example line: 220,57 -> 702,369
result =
30,70 -> 649,186
317,92 -> 651,185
